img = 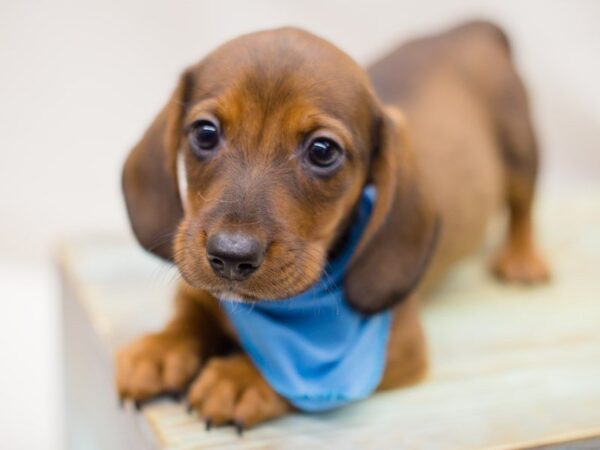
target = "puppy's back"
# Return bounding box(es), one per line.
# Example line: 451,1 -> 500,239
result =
368,20 -> 513,106
368,21 -> 522,291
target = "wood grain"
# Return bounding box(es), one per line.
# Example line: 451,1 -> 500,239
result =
59,190 -> 600,449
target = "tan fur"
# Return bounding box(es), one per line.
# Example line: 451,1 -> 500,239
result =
117,21 -> 549,430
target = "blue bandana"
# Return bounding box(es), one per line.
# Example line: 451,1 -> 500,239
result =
220,187 -> 392,412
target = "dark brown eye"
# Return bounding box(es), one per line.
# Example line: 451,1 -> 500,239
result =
189,120 -> 220,157
306,138 -> 343,172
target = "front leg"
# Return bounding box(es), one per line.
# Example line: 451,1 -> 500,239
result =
115,282 -> 230,404
378,295 -> 428,391
187,354 -> 291,431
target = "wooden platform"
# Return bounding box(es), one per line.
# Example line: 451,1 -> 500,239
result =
58,190 -> 600,450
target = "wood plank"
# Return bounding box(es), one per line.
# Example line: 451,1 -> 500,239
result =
58,190 -> 600,449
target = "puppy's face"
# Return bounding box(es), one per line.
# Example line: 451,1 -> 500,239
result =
124,28 -> 438,312
172,30 -> 378,300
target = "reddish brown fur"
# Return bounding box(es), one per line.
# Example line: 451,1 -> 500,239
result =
117,21 -> 549,429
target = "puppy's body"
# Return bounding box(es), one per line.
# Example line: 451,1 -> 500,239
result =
117,22 -> 549,429
372,23 -> 508,290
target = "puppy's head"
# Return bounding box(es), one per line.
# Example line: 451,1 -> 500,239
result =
123,28 -> 438,311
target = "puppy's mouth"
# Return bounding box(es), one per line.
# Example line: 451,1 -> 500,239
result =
202,257 -> 324,302
212,288 -> 267,303
177,242 -> 327,302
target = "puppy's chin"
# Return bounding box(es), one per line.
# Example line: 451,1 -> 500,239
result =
215,291 -> 249,303
202,269 -> 323,302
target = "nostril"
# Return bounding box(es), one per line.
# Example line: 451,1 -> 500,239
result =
237,262 -> 258,276
209,257 -> 225,272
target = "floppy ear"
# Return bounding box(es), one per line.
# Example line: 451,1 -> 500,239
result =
344,107 -> 441,313
122,70 -> 194,260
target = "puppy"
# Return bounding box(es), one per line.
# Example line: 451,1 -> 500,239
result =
116,21 -> 549,430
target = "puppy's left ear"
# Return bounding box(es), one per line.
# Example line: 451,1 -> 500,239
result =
344,107 -> 441,313
121,69 -> 194,260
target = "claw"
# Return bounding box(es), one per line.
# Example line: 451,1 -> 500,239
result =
234,421 -> 244,436
134,400 -> 142,411
186,403 -> 194,414
205,418 -> 213,431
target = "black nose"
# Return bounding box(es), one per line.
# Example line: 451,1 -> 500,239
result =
206,232 -> 265,281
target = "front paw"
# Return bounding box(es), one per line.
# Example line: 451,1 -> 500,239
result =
116,331 -> 202,404
187,354 -> 290,431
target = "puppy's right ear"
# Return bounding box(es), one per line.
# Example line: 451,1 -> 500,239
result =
344,106 -> 440,313
122,70 -> 194,260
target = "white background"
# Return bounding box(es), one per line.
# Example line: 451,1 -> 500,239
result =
0,1 -> 598,448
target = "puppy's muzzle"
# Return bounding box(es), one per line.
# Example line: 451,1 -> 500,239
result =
206,232 -> 265,281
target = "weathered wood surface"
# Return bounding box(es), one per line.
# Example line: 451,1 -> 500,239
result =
59,191 -> 600,449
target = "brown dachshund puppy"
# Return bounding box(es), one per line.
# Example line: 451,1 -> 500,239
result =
117,21 -> 549,429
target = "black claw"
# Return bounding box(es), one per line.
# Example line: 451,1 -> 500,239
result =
205,418 -> 213,431
134,400 -> 142,411
170,392 -> 181,402
186,403 -> 194,414
234,421 -> 244,436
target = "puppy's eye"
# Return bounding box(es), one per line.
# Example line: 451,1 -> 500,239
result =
189,120 -> 220,157
306,138 -> 343,172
